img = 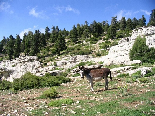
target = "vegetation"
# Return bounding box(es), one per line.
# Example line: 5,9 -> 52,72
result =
0,72 -> 71,91
48,98 -> 74,107
1,9 -> 155,61
0,8 -> 155,116
129,36 -> 155,64
39,87 -> 58,99
1,72 -> 154,115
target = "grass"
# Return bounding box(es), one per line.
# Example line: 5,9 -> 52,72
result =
48,98 -> 74,107
0,72 -> 155,116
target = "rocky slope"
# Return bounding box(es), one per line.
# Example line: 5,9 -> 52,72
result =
0,26 -> 155,82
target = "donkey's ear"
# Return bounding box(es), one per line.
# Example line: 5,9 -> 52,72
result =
79,66 -> 84,70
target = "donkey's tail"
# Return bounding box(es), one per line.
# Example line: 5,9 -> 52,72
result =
109,71 -> 112,80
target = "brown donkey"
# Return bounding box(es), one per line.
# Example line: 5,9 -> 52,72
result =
79,66 -> 112,91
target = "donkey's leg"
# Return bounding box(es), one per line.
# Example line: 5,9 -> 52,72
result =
104,77 -> 108,90
89,80 -> 94,91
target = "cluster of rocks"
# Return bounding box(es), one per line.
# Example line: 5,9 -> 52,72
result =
0,55 -> 93,82
0,26 -> 155,82
91,26 -> 155,66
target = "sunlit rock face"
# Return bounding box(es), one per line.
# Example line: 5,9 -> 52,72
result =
91,26 -> 155,66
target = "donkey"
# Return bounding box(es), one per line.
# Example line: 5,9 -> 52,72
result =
79,66 -> 112,91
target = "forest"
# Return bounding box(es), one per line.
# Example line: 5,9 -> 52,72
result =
0,9 -> 155,61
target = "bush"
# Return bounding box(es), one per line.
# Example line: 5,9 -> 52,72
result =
12,72 -> 71,91
90,37 -> 98,44
0,80 -> 12,90
139,77 -> 149,83
144,67 -> 155,77
13,72 -> 40,90
117,73 -> 130,78
129,36 -> 155,64
131,71 -> 141,78
40,87 -> 58,99
48,98 -> 74,107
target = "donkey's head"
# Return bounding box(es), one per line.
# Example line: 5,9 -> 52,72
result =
79,66 -> 85,79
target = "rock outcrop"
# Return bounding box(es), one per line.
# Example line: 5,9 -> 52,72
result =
91,26 -> 155,66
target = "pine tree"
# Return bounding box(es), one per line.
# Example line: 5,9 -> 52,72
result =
70,25 -> 78,43
120,17 -> 126,30
6,35 -> 15,60
148,9 -> 155,26
30,30 -> 40,55
25,31 -> 33,55
45,26 -> 50,41
54,32 -> 67,55
0,37 -> 7,54
109,16 -> 117,39
138,15 -> 146,27
50,26 -> 59,43
14,35 -> 21,58
132,17 -> 138,29
77,24 -> 83,39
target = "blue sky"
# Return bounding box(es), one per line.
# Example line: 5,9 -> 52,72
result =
0,0 -> 154,40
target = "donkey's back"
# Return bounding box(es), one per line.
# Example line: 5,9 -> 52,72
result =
89,68 -> 111,80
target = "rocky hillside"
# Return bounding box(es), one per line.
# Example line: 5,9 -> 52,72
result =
0,26 -> 155,82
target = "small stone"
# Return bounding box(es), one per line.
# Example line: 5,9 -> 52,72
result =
0,103 -> 3,107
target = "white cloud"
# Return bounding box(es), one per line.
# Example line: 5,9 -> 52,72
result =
0,2 -> 13,14
65,5 -> 80,14
116,10 -> 132,20
54,5 -> 80,15
29,7 -> 48,19
40,28 -> 45,33
19,28 -> 32,39
29,8 -> 39,17
19,26 -> 44,39
141,10 -> 151,16
116,10 -> 124,21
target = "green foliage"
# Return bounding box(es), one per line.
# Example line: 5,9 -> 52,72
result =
66,44 -> 92,55
131,71 -> 141,78
1,9 -> 155,60
13,72 -> 40,90
12,72 -> 71,91
89,37 -> 99,44
0,80 -> 12,90
129,36 -> 155,64
39,87 -> 58,99
138,77 -> 149,83
117,73 -> 130,78
72,73 -> 80,77
48,98 -> 74,107
144,67 -> 155,77
78,61 -> 95,66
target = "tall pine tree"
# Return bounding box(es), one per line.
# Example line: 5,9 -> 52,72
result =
14,35 -> 21,58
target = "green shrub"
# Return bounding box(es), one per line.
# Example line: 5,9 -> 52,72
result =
78,62 -> 86,66
129,36 -> 155,64
44,74 -> 71,87
0,80 -> 12,90
90,37 -> 98,44
131,71 -> 141,78
48,98 -> 74,107
139,77 -> 149,83
13,72 -> 40,90
95,52 -> 101,57
12,72 -> 71,91
77,49 -> 91,55
144,67 -> 155,77
72,73 -> 80,77
117,73 -> 129,78
40,87 -> 58,99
